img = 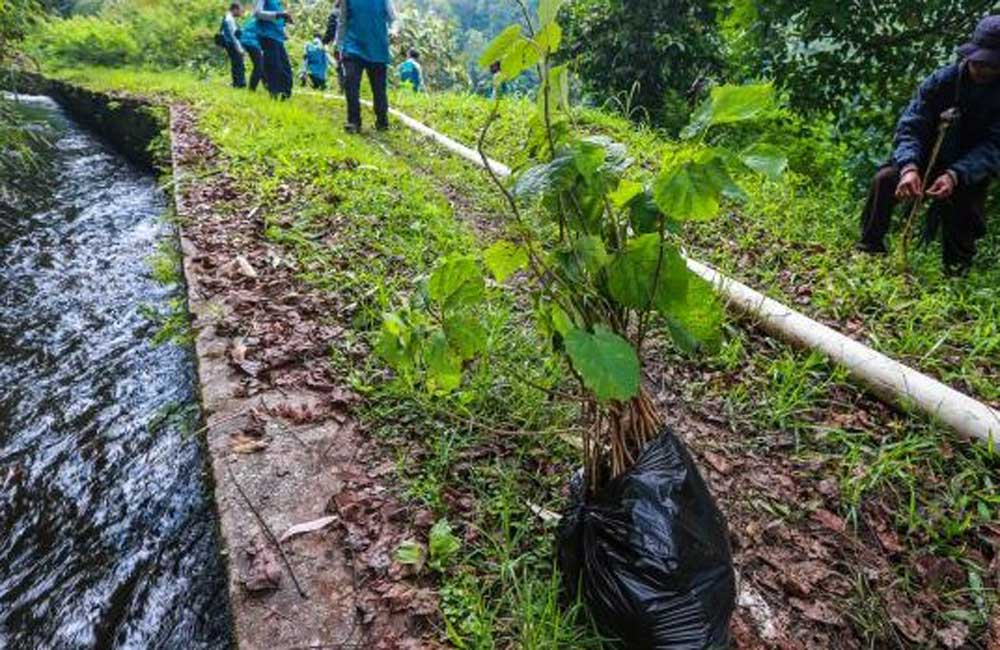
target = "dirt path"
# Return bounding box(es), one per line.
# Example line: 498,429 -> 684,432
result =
170,105 -> 443,649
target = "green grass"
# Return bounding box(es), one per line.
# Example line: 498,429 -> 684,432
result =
48,65 -> 1000,645
48,65 -> 603,648
382,87 -> 1000,642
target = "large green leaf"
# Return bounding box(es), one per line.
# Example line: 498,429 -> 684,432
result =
426,329 -> 462,392
740,142 -> 788,181
572,235 -> 609,275
533,21 -> 562,55
376,312 -> 414,370
708,83 -> 775,126
609,179 -> 643,208
662,275 -> 723,354
428,255 -> 485,310
443,313 -> 487,360
483,240 -> 529,282
499,37 -> 541,81
537,63 -> 571,115
681,83 -> 776,139
564,326 -> 640,402
512,154 -> 576,200
653,151 -> 743,221
478,24 -> 522,69
607,234 -> 688,311
538,0 -> 565,26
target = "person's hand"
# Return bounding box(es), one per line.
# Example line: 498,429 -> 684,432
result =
895,168 -> 923,200
925,172 -> 957,200
280,11 -> 294,23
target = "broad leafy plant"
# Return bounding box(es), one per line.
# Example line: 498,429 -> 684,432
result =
379,0 -> 785,493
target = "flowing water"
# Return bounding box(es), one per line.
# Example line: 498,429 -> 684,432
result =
0,96 -> 232,649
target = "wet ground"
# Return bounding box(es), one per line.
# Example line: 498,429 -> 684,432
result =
0,95 -> 232,649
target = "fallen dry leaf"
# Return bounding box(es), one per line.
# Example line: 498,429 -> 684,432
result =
811,508 -> 846,534
934,621 -> 969,649
236,255 -> 258,278
230,433 -> 269,454
703,450 -> 733,475
242,537 -> 282,593
278,515 -> 338,543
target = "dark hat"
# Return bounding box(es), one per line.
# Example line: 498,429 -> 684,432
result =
958,15 -> 1000,65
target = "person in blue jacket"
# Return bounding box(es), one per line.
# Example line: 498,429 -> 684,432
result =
303,34 -> 331,90
239,14 -> 264,92
336,0 -> 396,132
220,3 -> 246,88
398,48 -> 423,92
254,0 -> 294,99
859,15 -> 1000,275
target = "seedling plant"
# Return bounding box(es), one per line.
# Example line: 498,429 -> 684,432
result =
378,0 -> 787,494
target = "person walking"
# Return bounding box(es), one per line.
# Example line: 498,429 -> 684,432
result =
220,3 -> 246,88
322,1 -> 347,91
239,13 -> 264,92
303,34 -> 331,90
336,0 -> 396,132
859,15 -> 1000,275
398,48 -> 423,92
254,0 -> 294,99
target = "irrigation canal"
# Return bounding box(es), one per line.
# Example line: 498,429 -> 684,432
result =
0,95 -> 232,649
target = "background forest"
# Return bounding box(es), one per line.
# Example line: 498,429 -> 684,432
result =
5,0 -> 997,185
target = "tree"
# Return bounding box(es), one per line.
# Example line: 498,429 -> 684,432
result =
561,0 -> 723,130
726,0 -> 1000,115
393,2 -> 469,91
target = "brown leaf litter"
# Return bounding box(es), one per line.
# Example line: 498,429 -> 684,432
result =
170,104 -> 442,649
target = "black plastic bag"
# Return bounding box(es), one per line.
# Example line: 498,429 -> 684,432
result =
558,428 -> 736,650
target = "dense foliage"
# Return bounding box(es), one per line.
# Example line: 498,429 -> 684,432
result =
409,0 -> 540,93
393,3 -> 469,90
27,0 -> 219,70
561,0 -> 722,130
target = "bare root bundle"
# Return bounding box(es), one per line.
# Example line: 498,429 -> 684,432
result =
585,388 -> 662,494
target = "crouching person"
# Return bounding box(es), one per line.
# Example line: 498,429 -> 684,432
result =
859,15 -> 1000,275
303,34 -> 332,90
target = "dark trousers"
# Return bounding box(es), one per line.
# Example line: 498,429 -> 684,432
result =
260,37 -> 293,99
860,164 -> 989,268
308,74 -> 327,90
343,56 -> 388,129
226,44 -> 246,88
246,46 -> 264,91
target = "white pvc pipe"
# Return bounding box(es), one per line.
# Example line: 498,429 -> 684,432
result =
326,94 -> 1000,445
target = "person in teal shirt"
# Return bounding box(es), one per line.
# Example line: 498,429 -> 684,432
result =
302,34 -> 331,90
398,48 -> 422,92
239,15 -> 264,92
336,0 -> 396,132
254,0 -> 294,99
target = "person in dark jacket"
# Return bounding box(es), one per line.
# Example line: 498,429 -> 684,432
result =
221,3 -> 246,88
859,15 -> 1000,274
336,0 -> 397,132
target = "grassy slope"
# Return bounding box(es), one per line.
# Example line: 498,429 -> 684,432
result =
383,89 -> 1000,643
47,66 -> 999,646
50,66 -> 601,648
